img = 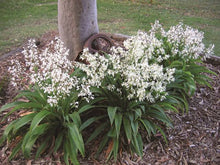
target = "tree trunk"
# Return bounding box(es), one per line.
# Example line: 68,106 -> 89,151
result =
58,0 -> 99,60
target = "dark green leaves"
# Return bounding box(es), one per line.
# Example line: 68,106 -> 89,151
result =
0,85 -> 86,164
123,117 -> 132,143
114,113 -> 122,139
67,123 -> 85,157
30,110 -> 51,131
13,113 -> 36,134
1,26 -> 216,164
86,123 -> 108,144
140,119 -> 156,136
107,106 -> 117,125
80,115 -> 105,131
22,123 -> 49,158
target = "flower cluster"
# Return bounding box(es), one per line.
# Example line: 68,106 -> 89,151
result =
123,30 -> 169,63
8,21 -> 214,106
149,21 -> 214,61
75,21 -> 214,103
76,47 -> 175,103
9,38 -> 79,106
4,21 -> 215,163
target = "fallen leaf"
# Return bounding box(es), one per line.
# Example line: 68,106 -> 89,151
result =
19,111 -> 34,116
157,156 -> 169,163
26,160 -> 32,165
105,139 -> 113,159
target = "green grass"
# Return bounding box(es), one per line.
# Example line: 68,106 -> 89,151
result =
97,0 -> 220,56
0,0 -> 57,55
0,0 -> 219,56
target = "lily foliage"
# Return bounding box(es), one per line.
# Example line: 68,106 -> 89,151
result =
0,21 -> 215,164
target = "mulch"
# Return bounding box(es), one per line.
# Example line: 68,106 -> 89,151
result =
0,31 -> 219,165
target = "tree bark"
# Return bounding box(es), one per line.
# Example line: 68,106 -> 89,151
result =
58,0 -> 99,60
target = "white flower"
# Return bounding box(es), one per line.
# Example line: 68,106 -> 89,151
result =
76,30 -> 176,103
8,21 -> 213,106
8,38 -> 79,106
164,22 -> 213,61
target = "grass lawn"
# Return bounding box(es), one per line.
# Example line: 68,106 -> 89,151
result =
0,0 -> 219,56
0,0 -> 58,55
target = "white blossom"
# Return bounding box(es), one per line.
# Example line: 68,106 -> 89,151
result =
8,21 -> 214,106
8,38 -> 79,106
76,38 -> 175,103
164,22 -> 214,61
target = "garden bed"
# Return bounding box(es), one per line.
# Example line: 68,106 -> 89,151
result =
0,31 -> 219,165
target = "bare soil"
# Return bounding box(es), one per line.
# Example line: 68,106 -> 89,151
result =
0,31 -> 219,165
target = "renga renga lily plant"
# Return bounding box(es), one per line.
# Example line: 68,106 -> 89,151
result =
0,21 -> 216,164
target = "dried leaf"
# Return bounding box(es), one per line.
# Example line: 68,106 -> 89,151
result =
19,111 -> 34,117
26,160 -> 32,165
105,139 -> 113,159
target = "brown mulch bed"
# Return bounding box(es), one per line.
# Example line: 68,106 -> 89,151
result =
0,31 -> 219,165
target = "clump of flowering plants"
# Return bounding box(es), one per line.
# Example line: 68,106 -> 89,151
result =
148,21 -> 216,111
75,48 -> 177,159
0,38 -> 94,165
74,42 -> 177,159
74,21 -> 215,160
0,21 -> 216,164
